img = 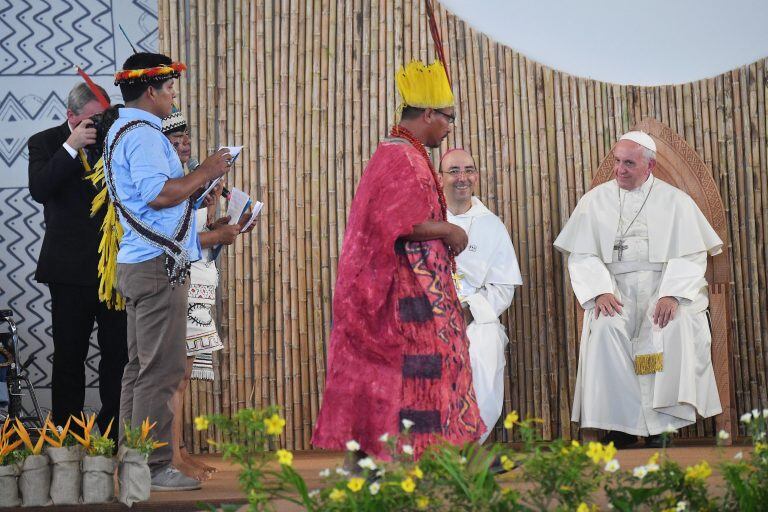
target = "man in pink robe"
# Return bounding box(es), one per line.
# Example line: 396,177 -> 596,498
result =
312,61 -> 484,460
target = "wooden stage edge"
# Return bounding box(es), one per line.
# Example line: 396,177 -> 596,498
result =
8,445 -> 749,511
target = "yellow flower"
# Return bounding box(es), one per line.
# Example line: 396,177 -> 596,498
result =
264,414 -> 286,435
194,416 -> 210,431
586,442 -> 604,464
684,461 -> 712,481
577,504 -> 589,512
416,496 -> 430,509
401,477 -> 416,493
347,477 -> 365,492
602,442 -> 617,462
410,465 -> 424,479
329,488 -> 346,502
503,411 -> 519,429
500,455 -> 515,471
647,452 -> 660,465
571,440 -> 580,447
276,449 -> 293,466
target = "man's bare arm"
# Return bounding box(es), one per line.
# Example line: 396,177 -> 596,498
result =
403,220 -> 468,254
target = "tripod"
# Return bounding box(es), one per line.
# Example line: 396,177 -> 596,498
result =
0,309 -> 44,428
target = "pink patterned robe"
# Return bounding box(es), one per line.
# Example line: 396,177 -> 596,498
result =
311,138 -> 484,459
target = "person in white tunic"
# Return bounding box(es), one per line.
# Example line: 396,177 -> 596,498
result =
162,109 -> 243,479
440,149 -> 522,443
554,131 -> 723,448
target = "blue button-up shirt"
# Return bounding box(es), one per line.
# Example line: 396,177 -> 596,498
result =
106,108 -> 201,264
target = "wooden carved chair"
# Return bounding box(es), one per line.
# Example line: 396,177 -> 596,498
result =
585,117 -> 737,441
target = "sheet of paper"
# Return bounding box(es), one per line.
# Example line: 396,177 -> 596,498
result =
220,145 -> 244,164
240,201 -> 263,232
225,187 -> 251,225
192,177 -> 221,209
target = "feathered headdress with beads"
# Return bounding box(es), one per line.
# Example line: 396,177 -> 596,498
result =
114,62 -> 186,86
395,60 -> 454,110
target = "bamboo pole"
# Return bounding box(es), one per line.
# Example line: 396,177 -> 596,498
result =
255,0 -> 270,414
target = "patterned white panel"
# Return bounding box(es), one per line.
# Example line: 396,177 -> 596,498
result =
0,0 -> 158,414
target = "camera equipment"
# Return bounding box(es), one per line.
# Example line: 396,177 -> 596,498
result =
86,103 -> 124,157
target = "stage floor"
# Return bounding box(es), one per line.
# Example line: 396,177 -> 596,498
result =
9,445 -> 747,511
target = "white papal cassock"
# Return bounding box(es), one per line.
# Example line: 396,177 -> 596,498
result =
554,175 -> 723,436
449,197 -> 522,442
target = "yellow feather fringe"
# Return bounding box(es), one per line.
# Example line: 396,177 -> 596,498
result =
395,60 -> 454,110
634,352 -> 663,375
88,158 -> 125,310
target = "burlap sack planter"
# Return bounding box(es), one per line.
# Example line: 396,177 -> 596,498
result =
82,455 -> 116,504
19,454 -> 51,507
47,445 -> 84,505
117,446 -> 150,507
0,463 -> 21,507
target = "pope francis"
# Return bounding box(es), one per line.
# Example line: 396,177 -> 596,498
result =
554,131 -> 723,448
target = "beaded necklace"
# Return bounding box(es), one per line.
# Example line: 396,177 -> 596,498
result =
389,124 -> 457,276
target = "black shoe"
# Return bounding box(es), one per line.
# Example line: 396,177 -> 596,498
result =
644,434 -> 671,449
600,430 -> 639,449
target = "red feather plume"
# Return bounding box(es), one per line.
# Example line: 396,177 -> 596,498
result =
75,66 -> 110,109
425,0 -> 451,86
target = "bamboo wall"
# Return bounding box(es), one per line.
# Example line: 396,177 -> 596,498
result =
157,0 -> 768,451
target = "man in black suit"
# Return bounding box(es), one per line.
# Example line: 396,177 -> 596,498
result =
27,82 -> 127,442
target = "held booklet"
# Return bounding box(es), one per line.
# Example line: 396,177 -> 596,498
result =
192,146 -> 243,209
210,187 -> 263,260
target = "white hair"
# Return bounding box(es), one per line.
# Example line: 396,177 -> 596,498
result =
642,147 -> 656,163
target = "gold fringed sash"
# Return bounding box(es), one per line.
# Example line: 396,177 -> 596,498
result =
634,352 -> 663,375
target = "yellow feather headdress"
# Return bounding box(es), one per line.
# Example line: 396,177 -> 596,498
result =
396,60 -> 454,111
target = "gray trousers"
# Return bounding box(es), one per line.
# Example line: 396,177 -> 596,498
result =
117,256 -> 188,469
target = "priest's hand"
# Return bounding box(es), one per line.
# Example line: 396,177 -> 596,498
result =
444,223 -> 469,254
594,293 -> 623,319
653,296 -> 678,328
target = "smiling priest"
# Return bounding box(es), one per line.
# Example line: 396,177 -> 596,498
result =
439,148 -> 522,442
554,131 -> 723,448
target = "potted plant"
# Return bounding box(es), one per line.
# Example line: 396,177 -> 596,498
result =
14,418 -> 50,507
0,418 -> 23,507
76,414 -> 117,504
45,416 -> 84,505
118,418 -> 167,507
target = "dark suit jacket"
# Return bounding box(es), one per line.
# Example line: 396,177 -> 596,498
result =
28,122 -> 104,286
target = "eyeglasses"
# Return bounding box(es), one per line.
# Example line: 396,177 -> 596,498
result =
442,168 -> 477,177
434,110 -> 456,124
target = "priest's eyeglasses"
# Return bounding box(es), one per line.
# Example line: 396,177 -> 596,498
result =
443,168 -> 477,177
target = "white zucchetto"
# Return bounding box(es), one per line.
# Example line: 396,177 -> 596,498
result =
619,131 -> 657,152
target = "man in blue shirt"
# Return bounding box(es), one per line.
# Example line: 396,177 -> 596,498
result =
105,52 -> 231,491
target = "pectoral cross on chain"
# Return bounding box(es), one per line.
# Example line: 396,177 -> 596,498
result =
613,239 -> 628,261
